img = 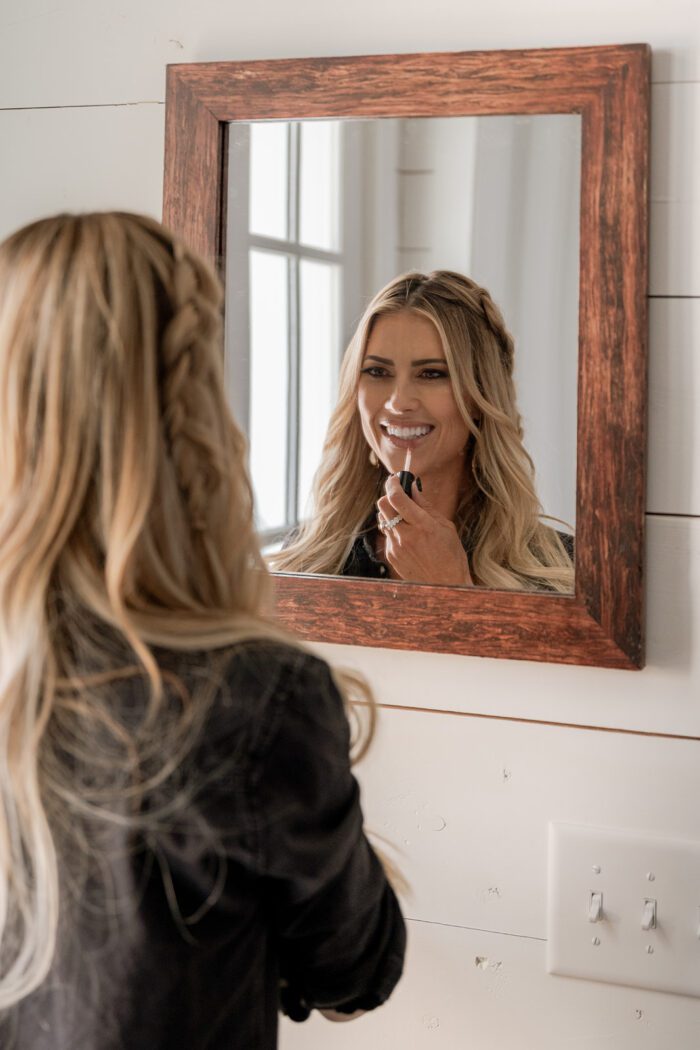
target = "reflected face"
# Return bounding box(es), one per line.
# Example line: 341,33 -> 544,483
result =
358,310 -> 471,480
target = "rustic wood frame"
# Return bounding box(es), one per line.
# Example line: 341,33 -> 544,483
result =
163,44 -> 650,670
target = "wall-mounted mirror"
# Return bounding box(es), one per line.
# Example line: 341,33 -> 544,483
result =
163,44 -> 649,668
225,114 -> 581,581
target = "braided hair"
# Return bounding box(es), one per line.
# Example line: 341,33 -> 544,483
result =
161,243 -> 225,532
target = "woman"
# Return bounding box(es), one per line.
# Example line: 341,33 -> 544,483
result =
273,270 -> 574,592
0,213 -> 405,1048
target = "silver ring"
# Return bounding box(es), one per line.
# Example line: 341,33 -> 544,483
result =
382,514 -> 403,531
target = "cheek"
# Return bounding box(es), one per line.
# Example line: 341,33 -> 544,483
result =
433,390 -> 472,443
357,383 -> 381,419
432,388 -> 465,425
357,387 -> 376,440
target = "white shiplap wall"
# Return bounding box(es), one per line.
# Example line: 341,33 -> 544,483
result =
1,2 -> 699,1047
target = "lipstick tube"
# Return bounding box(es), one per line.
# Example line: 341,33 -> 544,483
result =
397,470 -> 415,496
397,450 -> 415,497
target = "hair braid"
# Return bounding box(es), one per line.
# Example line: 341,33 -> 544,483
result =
412,271 -> 515,373
477,287 -> 515,375
160,246 -> 226,532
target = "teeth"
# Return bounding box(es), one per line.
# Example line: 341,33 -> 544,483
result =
385,425 -> 431,439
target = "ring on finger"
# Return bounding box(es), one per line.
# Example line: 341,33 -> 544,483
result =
382,514 -> 403,531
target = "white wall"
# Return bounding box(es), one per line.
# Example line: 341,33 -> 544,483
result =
1,2 -> 699,1047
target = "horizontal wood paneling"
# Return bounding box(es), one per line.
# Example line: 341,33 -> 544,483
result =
315,516 -> 700,737
0,0 -> 697,109
0,104 -> 165,243
348,706 -> 700,938
280,919 -> 700,1049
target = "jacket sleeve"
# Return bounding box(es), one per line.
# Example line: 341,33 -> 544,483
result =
246,651 -> 406,1019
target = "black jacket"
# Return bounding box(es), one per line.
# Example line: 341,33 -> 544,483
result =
1,642 -> 405,1049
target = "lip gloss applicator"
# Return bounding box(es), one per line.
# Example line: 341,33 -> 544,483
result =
397,449 -> 416,497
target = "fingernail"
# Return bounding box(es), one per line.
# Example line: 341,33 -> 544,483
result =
416,477 -> 423,492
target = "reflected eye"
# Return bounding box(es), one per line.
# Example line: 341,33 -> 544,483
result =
360,366 -> 391,378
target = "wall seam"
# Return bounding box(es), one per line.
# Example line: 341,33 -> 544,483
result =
405,916 -> 547,942
0,102 -> 164,112
646,512 -> 699,519
358,702 -> 700,742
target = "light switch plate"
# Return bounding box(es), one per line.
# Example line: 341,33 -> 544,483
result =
547,822 -> 700,997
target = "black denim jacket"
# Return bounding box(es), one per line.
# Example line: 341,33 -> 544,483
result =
1,643 -> 405,1050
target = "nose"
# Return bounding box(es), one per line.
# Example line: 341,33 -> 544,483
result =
384,375 -> 420,413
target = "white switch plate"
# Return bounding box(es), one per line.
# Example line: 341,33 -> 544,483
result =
547,822 -> 700,998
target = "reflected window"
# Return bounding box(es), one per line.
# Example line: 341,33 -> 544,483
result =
249,123 -> 289,240
248,250 -> 289,531
226,122 -> 343,544
299,121 -> 341,251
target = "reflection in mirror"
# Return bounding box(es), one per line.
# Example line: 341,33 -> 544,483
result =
225,115 -> 580,592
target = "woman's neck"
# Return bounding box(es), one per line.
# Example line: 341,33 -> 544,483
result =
419,459 -> 471,521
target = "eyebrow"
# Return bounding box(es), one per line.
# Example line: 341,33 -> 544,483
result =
363,355 -> 447,366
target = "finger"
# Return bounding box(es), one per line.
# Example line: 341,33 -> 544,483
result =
384,474 -> 430,525
410,481 -> 438,515
410,481 -> 454,527
376,494 -> 399,522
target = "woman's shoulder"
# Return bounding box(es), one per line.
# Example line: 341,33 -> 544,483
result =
154,634 -> 306,669
205,638 -> 341,719
158,637 -> 331,707
153,639 -> 345,776
221,641 -> 350,754
221,637 -> 315,683
219,639 -> 343,722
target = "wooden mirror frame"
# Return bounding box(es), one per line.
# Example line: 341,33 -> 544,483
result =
163,44 -> 650,670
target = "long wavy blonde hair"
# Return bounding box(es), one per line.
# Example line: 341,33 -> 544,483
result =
0,212 -> 375,1013
272,270 -> 574,592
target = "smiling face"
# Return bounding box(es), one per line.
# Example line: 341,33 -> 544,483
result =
358,309 -> 472,489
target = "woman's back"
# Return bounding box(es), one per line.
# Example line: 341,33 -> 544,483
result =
2,640 -> 404,1050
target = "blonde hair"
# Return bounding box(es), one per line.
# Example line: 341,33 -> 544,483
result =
272,270 -> 574,591
0,212 -> 376,1012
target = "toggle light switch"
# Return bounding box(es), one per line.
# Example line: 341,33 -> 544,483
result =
547,823 -> 700,997
588,892 -> 603,923
641,898 -> 656,931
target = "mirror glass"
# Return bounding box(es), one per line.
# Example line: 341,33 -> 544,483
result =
224,114 -> 581,591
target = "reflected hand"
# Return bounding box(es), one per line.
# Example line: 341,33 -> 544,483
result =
377,475 -> 473,586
